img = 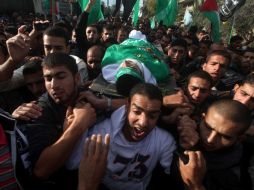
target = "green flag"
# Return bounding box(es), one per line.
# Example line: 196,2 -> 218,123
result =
102,38 -> 170,83
132,0 -> 140,27
78,0 -> 104,25
155,0 -> 178,26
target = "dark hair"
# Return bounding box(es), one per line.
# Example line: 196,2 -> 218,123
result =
43,26 -> 70,45
206,50 -> 231,65
23,59 -> 42,76
102,24 -> 114,32
116,75 -> 142,97
244,47 -> 254,54
209,99 -> 252,134
129,83 -> 163,103
230,35 -> 243,44
54,20 -> 73,35
170,38 -> 187,49
187,70 -> 213,88
42,52 -> 77,75
241,72 -> 254,86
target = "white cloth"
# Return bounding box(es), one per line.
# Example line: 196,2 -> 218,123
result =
70,55 -> 88,84
66,106 -> 176,190
129,30 -> 147,41
102,59 -> 157,85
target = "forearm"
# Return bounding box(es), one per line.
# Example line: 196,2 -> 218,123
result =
33,123 -> 87,179
0,57 -> 19,81
78,181 -> 98,190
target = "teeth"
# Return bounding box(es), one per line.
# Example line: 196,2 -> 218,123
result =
136,128 -> 144,132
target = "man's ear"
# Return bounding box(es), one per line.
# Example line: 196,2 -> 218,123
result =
233,84 -> 240,92
202,62 -> 207,70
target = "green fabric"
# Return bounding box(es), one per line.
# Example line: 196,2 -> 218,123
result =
115,67 -> 144,82
155,0 -> 178,26
42,0 -> 50,13
203,11 -> 221,43
132,0 -> 140,27
78,0 -> 104,25
101,38 -> 170,83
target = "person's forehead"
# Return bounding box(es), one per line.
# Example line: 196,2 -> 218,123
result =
207,54 -> 228,63
240,83 -> 254,94
189,77 -> 210,86
43,65 -> 70,75
43,35 -> 66,45
130,94 -> 161,105
170,45 -> 185,50
86,26 -> 97,32
205,108 -> 236,132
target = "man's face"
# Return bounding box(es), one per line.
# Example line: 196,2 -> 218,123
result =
101,29 -> 114,42
43,65 -> 79,105
124,94 -> 161,142
24,71 -> 46,97
242,51 -> 254,72
86,50 -> 102,72
199,108 -> 241,151
86,26 -> 98,43
186,77 -> 211,105
43,35 -> 69,56
233,83 -> 254,110
117,30 -> 128,43
202,55 -> 229,82
167,45 -> 186,64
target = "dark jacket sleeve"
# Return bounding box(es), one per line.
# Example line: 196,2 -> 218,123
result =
75,11 -> 89,49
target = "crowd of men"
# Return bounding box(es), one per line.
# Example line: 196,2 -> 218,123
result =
0,0 -> 254,190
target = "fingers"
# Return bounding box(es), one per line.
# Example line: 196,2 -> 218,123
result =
95,134 -> 102,158
12,102 -> 42,120
18,25 -> 27,34
85,134 -> 110,159
88,134 -> 97,156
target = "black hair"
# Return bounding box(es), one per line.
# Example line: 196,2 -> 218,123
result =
206,50 -> 231,65
116,75 -> 142,97
244,47 -> 254,54
23,59 -> 42,76
230,35 -> 243,44
208,99 -> 252,134
129,83 -> 163,103
42,52 -> 77,75
187,70 -> 213,88
43,26 -> 70,45
240,72 -> 254,86
170,38 -> 187,49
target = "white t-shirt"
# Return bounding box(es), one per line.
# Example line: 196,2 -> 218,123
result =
67,106 -> 176,190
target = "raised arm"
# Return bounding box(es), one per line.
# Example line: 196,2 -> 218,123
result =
0,25 -> 30,82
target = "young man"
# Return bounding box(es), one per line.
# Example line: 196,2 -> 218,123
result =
202,50 -> 231,90
67,83 -> 176,190
178,99 -> 252,190
161,70 -> 213,125
18,52 -> 96,189
43,26 -> 89,84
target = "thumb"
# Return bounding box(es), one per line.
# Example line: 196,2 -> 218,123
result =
18,25 -> 27,34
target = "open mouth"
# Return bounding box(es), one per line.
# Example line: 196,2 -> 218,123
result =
133,127 -> 145,138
